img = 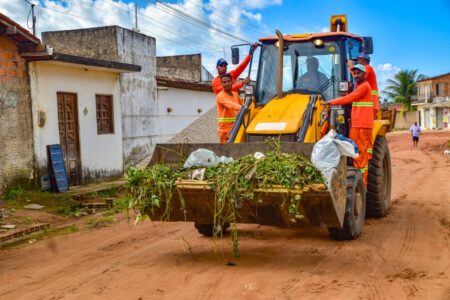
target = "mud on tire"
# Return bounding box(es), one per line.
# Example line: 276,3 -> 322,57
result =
366,136 -> 392,218
328,168 -> 366,240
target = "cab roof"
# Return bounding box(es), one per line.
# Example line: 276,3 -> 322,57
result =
259,32 -> 362,43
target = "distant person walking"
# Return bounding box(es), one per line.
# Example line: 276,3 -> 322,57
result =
410,121 -> 421,147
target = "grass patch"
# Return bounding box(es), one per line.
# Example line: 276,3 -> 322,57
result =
85,216 -> 117,228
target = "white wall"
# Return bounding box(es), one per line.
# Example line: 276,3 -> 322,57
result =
156,87 -> 215,141
29,62 -> 123,181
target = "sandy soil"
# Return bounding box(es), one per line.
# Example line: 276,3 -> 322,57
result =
1,131 -> 449,300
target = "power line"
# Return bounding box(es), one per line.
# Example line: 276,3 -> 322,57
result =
151,0 -> 250,43
94,0 -> 225,53
39,2 -> 222,57
183,0 -> 268,37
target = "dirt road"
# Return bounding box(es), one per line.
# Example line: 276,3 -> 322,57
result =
1,131 -> 449,300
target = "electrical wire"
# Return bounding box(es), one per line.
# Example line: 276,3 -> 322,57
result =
151,0 -> 250,43
91,0 -> 225,53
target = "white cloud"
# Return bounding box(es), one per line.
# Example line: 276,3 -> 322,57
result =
0,0 -> 278,75
375,63 -> 401,99
377,63 -> 400,72
241,10 -> 262,22
243,0 -> 282,9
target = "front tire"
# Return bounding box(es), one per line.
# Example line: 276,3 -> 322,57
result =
366,136 -> 392,218
328,168 -> 366,240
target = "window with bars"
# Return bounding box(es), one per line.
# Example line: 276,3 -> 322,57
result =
96,95 -> 114,134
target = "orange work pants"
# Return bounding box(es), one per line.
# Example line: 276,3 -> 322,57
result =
218,130 -> 230,144
349,127 -> 372,186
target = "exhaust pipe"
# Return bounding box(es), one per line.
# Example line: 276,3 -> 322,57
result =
276,29 -> 283,99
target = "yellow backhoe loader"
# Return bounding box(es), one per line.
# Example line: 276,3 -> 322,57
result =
147,15 -> 394,240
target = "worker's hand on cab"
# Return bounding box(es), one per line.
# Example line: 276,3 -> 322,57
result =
321,100 -> 331,106
347,59 -> 354,68
242,77 -> 251,84
251,43 -> 259,52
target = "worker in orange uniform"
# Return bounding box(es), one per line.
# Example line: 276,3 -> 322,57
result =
212,43 -> 259,95
216,73 -> 242,143
321,64 -> 374,186
348,53 -> 380,119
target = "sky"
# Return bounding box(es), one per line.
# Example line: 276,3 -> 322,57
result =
2,0 -> 450,99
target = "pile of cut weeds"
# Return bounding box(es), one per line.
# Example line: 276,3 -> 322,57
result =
127,142 -> 324,256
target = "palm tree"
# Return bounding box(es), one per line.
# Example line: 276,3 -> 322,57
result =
384,69 -> 423,111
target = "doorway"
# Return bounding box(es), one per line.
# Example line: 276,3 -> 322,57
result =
57,92 -> 81,186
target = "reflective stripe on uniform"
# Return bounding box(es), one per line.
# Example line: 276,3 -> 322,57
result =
367,148 -> 373,154
359,166 -> 368,174
371,90 -> 379,96
352,102 -> 374,107
218,117 -> 236,122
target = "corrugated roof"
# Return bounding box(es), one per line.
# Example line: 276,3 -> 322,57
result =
417,72 -> 450,83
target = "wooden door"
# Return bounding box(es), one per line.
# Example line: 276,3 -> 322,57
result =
57,92 -> 81,186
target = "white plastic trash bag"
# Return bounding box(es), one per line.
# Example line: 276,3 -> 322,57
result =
311,130 -> 357,187
183,148 -> 233,168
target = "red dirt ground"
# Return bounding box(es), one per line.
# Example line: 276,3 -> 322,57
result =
1,131 -> 449,300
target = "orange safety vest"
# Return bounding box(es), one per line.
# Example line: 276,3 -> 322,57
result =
216,91 -> 242,132
331,81 -> 374,128
351,64 -> 379,114
212,54 -> 251,95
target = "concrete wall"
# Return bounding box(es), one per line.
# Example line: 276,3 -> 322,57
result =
395,111 -> 419,130
156,87 -> 215,141
157,54 -> 202,82
0,36 -> 34,191
43,26 -> 157,166
28,62 -> 123,181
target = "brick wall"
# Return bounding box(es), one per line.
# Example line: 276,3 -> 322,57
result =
395,111 -> 419,130
0,36 -> 35,192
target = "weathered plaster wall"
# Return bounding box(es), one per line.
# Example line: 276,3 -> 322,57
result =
157,54 -> 202,82
0,35 -> 34,191
116,28 -> 158,165
43,26 -> 158,166
42,27 -> 120,61
395,111 -> 419,130
156,87 -> 214,141
28,62 -> 123,181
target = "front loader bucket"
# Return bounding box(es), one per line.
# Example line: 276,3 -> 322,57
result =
147,143 -> 347,228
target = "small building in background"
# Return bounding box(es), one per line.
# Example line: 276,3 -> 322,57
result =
25,50 -> 140,186
0,13 -> 40,192
156,54 -> 214,142
413,72 -> 450,129
42,26 -> 157,166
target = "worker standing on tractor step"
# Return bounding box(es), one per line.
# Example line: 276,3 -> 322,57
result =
216,73 -> 243,144
212,43 -> 259,95
321,64 -> 374,186
348,53 -> 380,119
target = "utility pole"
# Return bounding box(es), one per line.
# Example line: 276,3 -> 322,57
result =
25,0 -> 36,36
134,2 -> 139,32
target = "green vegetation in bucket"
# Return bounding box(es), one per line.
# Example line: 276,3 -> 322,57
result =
127,140 -> 324,256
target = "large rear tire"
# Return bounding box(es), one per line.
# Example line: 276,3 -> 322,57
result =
328,168 -> 366,240
194,223 -> 229,237
366,136 -> 392,218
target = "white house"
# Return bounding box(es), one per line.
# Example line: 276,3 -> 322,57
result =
413,72 -> 450,130
25,51 -> 140,186
155,54 -> 215,142
155,76 -> 215,142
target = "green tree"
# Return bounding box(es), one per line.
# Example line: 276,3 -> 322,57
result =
384,69 -> 423,111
